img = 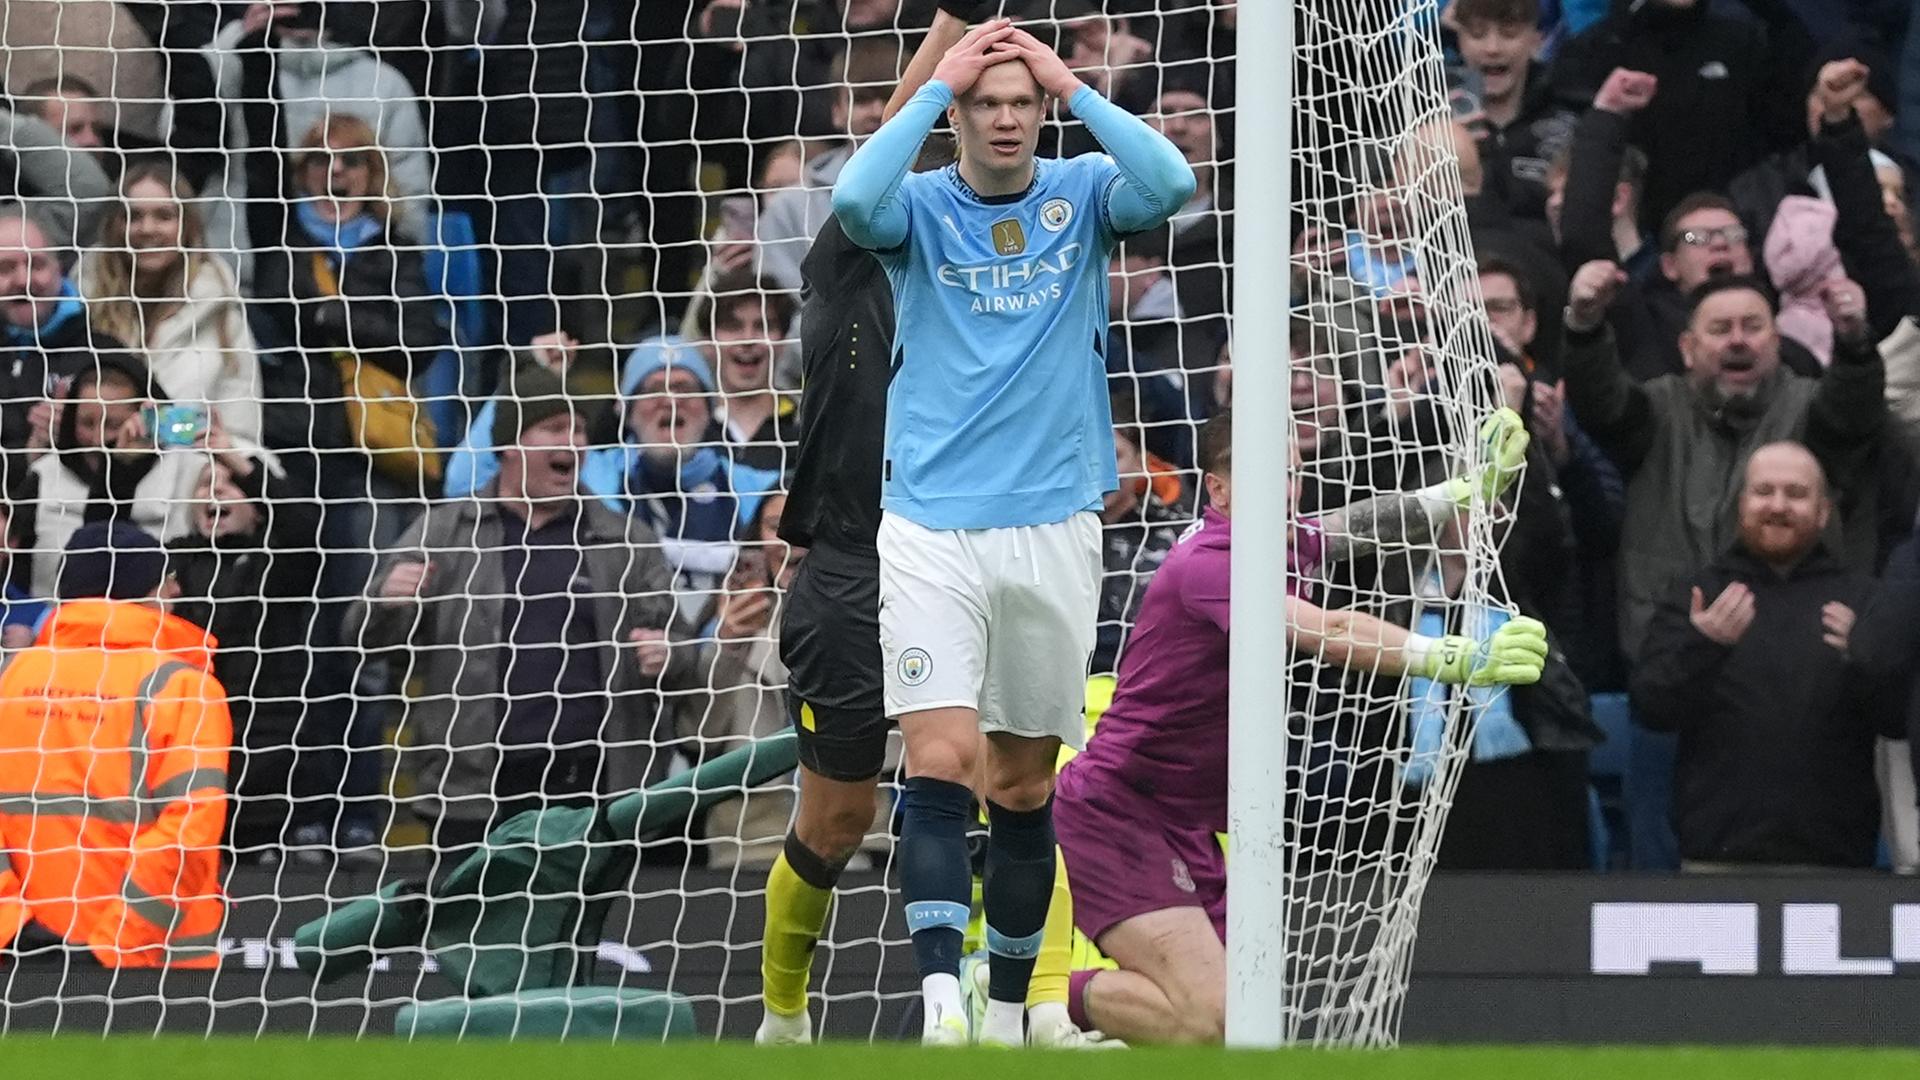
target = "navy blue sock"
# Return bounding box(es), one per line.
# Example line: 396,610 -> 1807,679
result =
900,776 -> 975,979
983,798 -> 1055,1004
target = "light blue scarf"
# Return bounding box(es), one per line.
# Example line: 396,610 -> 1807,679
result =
295,199 -> 385,252
4,277 -> 83,348
1403,603 -> 1533,789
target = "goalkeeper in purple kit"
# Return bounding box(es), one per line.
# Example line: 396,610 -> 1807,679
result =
1053,407 -> 1549,1044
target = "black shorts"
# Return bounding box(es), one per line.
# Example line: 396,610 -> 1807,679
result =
779,542 -> 890,782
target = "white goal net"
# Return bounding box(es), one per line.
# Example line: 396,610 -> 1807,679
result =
0,0 -> 1509,1047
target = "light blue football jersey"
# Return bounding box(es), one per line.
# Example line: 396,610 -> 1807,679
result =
875,155 -> 1125,530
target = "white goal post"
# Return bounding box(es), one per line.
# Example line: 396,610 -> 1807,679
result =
1230,0 -> 1514,1047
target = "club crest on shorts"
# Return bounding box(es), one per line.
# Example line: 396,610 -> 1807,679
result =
991,218 -> 1026,255
899,647 -> 933,686
1171,856 -> 1196,894
1040,198 -> 1073,232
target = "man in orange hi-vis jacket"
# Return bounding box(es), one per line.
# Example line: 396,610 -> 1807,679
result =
0,520 -> 230,968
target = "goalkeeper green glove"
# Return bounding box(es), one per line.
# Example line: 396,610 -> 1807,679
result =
1415,616 -> 1549,687
1441,407 -> 1529,508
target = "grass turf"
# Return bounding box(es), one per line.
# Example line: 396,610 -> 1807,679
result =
5,1039 -> 1920,1079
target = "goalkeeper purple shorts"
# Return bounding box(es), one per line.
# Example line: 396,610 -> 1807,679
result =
1054,759 -> 1226,944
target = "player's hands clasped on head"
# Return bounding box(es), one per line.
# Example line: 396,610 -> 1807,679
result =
999,27 -> 1089,100
931,19 -> 1019,97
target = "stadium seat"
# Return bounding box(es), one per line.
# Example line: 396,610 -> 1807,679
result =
421,209 -> 493,448
1585,692 -> 1632,870
1586,692 -> 1632,777
1624,725 -> 1681,871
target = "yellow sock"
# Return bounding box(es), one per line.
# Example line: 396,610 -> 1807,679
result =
762,850 -> 834,1016
1026,847 -> 1073,1008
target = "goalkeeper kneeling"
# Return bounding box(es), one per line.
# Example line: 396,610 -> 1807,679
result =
1050,407 -> 1547,1043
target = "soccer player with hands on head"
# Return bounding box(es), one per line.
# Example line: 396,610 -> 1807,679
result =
755,1 -> 1120,1051
831,7 -> 1195,1048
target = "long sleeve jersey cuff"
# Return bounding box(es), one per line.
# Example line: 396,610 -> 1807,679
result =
1067,84 -> 1197,235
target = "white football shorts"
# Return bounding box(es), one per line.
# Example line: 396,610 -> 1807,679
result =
877,510 -> 1100,747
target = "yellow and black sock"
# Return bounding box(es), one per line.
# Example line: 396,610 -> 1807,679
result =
761,831 -> 844,1017
1026,850 -> 1073,1009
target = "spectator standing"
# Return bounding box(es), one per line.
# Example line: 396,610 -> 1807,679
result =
1740,57 -> 1920,358
689,494 -> 815,870
1453,0 -> 1575,224
0,521 -> 229,968
1632,443 -> 1902,870
0,205 -> 127,491
1484,257 -> 1628,690
1562,265 -> 1884,660
754,40 -> 905,291
1147,77 -> 1221,239
583,341 -> 780,620
1108,225 -> 1200,445
345,361 -> 690,853
1094,420 -> 1183,676
1731,48 -> 1907,246
167,458 -> 346,864
81,164 -> 263,443
1550,0 -> 1807,232
472,0 -> 606,344
1548,67 -> 1655,281
206,1 -> 433,283
705,275 -> 801,473
258,114 -> 447,540
16,353 -> 276,597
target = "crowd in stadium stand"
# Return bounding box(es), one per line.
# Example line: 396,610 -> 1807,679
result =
3,0 -> 1920,906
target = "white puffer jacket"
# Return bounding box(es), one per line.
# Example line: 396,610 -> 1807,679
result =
80,256 -> 263,443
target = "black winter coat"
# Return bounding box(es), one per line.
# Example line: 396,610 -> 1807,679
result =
1631,543 -> 1902,867
1475,72 -> 1578,225
0,313 -> 128,493
479,0 -> 593,157
254,211 -> 449,383
165,467 -> 340,751
1551,0 -> 1803,232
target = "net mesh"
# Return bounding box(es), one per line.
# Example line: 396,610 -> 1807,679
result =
0,0 -> 1508,1046
1282,0 -> 1510,1046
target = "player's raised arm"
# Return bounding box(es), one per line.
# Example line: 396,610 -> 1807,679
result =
1319,407 -> 1531,563
884,3 -> 981,123
1000,27 -> 1195,234
833,19 -> 1017,250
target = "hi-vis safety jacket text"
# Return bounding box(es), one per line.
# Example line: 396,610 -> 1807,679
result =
0,599 -> 230,967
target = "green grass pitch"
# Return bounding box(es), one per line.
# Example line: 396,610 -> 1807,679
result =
6,1039 -> 1920,1079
